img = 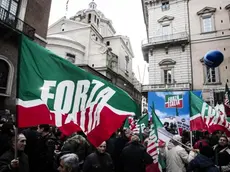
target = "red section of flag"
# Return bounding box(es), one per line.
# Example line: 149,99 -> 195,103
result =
146,162 -> 161,172
17,104 -> 128,147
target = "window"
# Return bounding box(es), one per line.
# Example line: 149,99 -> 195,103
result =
162,25 -> 170,35
61,23 -> 65,31
66,53 -> 76,63
125,56 -> 129,73
197,7 -> 216,33
94,15 -> 97,22
106,41 -> 110,46
0,60 -> 9,94
0,0 -> 19,24
97,18 -> 99,26
164,69 -> 172,84
0,0 -> 19,15
0,57 -> 14,96
202,16 -> 213,32
88,13 -> 91,23
161,1 -> 170,11
206,67 -> 218,83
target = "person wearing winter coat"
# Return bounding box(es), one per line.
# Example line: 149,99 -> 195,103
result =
187,146 -> 219,172
0,133 -> 29,172
82,141 -> 114,172
166,135 -> 196,172
213,135 -> 230,172
120,135 -> 153,172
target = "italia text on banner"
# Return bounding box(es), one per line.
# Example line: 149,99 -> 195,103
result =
190,91 -> 230,136
17,35 -> 138,147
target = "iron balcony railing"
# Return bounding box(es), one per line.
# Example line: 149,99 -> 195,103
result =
142,83 -> 191,92
142,32 -> 189,46
0,6 -> 35,39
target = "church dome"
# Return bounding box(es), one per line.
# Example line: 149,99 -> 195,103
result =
73,0 -> 108,20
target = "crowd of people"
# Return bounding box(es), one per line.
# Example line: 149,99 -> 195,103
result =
0,120 -> 230,172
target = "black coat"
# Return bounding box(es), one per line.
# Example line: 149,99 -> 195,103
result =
82,151 -> 114,172
0,149 -> 29,172
113,136 -> 129,172
121,141 -> 153,172
36,133 -> 56,172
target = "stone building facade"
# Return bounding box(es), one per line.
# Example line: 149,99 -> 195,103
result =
47,1 -> 142,107
141,0 -> 230,107
142,0 -> 192,94
189,0 -> 230,106
0,0 -> 52,115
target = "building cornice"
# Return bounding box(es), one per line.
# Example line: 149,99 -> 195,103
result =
100,18 -> 116,34
104,36 -> 134,57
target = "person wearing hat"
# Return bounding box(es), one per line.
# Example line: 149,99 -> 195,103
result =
166,135 -> 196,172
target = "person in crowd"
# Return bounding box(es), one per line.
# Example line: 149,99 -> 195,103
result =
166,135 -> 196,172
82,141 -> 114,172
58,153 -> 79,172
120,135 -> 153,172
0,123 -> 14,156
213,135 -> 230,171
210,131 -> 221,147
164,122 -> 170,132
0,132 -> 29,172
61,133 -> 92,170
187,146 -> 219,172
113,128 -> 131,172
22,127 -> 40,172
193,131 -> 210,150
36,124 -> 57,172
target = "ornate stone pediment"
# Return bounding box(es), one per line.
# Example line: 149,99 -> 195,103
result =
159,59 -> 176,66
158,15 -> 174,23
197,7 -> 216,15
225,4 -> 230,10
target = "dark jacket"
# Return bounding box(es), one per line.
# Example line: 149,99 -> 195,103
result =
82,151 -> 114,172
121,141 -> 153,172
187,154 -> 219,172
37,133 -> 56,172
113,136 -> 129,172
0,149 -> 29,172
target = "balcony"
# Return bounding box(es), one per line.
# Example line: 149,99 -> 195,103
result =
142,32 -> 189,47
142,32 -> 189,62
0,6 -> 35,39
141,83 -> 191,92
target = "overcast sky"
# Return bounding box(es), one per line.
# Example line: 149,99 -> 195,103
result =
49,0 -> 149,84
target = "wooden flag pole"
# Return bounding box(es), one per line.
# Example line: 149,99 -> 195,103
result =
14,127 -> 18,159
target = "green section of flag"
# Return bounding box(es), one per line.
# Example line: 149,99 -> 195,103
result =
123,118 -> 130,129
189,91 -> 204,118
19,35 -> 138,114
150,103 -> 165,169
138,114 -> 149,132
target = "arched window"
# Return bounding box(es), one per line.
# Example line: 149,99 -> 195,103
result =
0,56 -> 14,96
0,60 -> 9,94
88,13 -> 91,23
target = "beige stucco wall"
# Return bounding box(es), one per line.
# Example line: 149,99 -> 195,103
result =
189,0 -> 230,91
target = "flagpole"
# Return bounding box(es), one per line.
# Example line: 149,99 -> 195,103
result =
158,129 -> 192,151
190,131 -> 193,149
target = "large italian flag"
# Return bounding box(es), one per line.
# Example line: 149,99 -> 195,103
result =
17,35 -> 139,146
190,91 -> 230,135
